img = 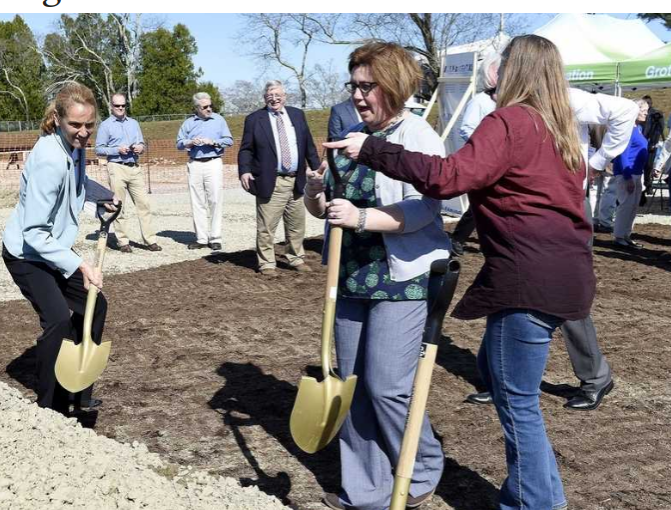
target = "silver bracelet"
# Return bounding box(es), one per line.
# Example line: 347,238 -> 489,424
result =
355,208 -> 367,233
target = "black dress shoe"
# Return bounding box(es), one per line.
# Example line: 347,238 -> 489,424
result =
466,391 -> 493,405
564,380 -> 614,411
209,242 -> 222,250
451,241 -> 464,257
407,488 -> 436,508
187,242 -> 208,250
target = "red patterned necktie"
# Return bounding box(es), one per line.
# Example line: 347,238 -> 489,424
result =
274,111 -> 292,172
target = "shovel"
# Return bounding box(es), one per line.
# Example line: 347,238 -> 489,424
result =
55,199 -> 121,393
390,258 -> 461,510
290,145 -> 358,454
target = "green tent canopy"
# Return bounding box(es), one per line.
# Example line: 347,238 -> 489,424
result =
565,62 -> 619,85
619,43 -> 671,88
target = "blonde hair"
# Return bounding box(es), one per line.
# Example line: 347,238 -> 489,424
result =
348,42 -> 422,116
40,82 -> 97,135
496,35 -> 583,173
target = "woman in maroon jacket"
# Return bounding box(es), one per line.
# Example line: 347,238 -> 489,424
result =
326,35 -> 588,510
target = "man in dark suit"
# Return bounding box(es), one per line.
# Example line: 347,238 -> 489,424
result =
327,98 -> 360,140
238,80 -> 321,276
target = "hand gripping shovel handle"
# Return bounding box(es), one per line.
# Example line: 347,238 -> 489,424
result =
82,200 -> 121,339
390,258 -> 460,510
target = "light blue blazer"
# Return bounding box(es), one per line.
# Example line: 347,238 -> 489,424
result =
3,131 -> 111,278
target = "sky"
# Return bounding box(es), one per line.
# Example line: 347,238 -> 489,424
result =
0,13 -> 669,92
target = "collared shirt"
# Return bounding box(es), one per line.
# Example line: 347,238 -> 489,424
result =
95,115 -> 145,164
267,107 -> 298,173
176,112 -> 233,160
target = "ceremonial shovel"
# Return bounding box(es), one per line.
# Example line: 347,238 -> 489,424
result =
390,258 -> 460,510
290,146 -> 358,454
55,200 -> 121,393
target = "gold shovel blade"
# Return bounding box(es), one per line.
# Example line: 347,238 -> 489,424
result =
54,339 -> 112,393
290,373 -> 357,453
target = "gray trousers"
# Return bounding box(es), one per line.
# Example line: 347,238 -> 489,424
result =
561,197 -> 612,393
335,298 -> 444,510
560,317 -> 611,392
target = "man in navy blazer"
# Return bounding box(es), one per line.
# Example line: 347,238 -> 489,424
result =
328,98 -> 360,140
238,80 -> 321,276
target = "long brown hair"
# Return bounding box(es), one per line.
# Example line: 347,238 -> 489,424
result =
348,42 -> 422,116
40,82 -> 97,135
496,35 -> 583,173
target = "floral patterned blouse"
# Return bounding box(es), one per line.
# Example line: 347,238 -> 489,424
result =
331,121 -> 429,301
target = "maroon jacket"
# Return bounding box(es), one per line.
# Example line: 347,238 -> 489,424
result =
359,105 -> 595,321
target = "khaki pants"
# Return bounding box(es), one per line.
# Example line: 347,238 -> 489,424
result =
187,158 -> 223,244
255,176 -> 306,270
107,162 -> 157,246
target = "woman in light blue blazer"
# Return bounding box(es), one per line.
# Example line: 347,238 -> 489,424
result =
2,83 -> 116,415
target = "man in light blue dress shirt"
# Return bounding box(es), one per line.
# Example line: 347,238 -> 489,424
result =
96,93 -> 161,253
176,92 -> 234,250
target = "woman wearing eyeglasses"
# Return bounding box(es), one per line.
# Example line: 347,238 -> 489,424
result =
304,42 -> 450,510
327,35 -> 594,510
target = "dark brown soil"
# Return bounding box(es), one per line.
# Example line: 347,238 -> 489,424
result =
1,224 -> 671,510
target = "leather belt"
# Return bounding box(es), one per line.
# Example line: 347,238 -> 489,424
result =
193,156 -> 221,162
114,161 -> 137,167
278,172 -> 297,177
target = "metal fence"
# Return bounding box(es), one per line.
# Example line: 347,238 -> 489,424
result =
0,135 -> 328,195
0,120 -> 41,132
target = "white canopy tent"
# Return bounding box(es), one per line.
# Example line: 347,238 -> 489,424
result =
534,13 -> 666,90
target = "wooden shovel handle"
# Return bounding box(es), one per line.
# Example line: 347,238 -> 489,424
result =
320,226 -> 343,378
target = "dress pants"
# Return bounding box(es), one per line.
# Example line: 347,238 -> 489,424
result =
187,158 -> 223,245
614,174 -> 643,240
451,206 -> 476,245
107,161 -> 158,247
255,176 -> 306,270
3,247 -> 106,413
334,298 -> 444,510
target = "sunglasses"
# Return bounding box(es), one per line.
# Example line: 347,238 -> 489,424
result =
112,104 -> 127,108
200,104 -> 213,110
344,81 -> 378,95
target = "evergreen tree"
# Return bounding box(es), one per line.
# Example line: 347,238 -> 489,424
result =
0,15 -> 46,121
133,24 -> 202,116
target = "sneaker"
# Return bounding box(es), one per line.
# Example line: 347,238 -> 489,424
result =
322,493 -> 346,510
407,488 -> 436,508
187,242 -> 208,250
119,244 -> 132,253
146,243 -> 162,252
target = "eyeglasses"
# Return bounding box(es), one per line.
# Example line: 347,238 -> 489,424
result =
112,104 -> 127,108
199,104 -> 213,110
344,81 -> 378,95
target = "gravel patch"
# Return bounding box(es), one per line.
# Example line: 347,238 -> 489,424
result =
0,188 -> 327,302
0,383 -> 288,510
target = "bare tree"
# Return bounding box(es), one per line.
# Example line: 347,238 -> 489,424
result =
222,80 -> 265,115
110,14 -> 142,110
316,13 -> 529,96
305,61 -> 349,109
237,14 -> 333,108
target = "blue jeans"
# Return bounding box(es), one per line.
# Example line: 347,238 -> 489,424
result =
477,309 -> 567,510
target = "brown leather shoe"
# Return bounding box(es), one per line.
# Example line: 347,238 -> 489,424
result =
294,263 -> 312,272
260,268 -> 277,277
146,243 -> 162,252
119,244 -> 132,253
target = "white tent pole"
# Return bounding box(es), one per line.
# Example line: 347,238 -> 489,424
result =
440,80 -> 475,142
